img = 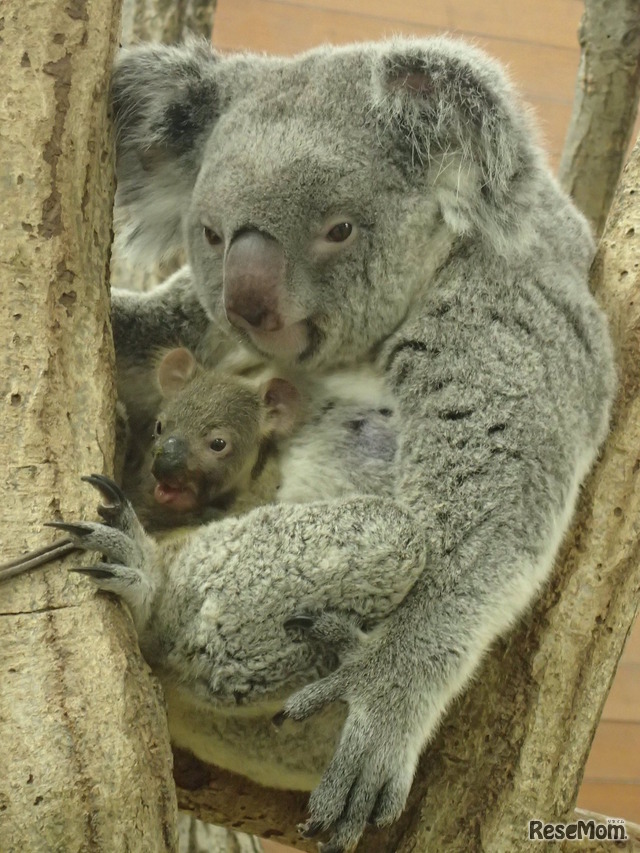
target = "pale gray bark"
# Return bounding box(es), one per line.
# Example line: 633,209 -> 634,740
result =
0,0 -> 177,850
121,0 -> 215,42
559,0 -> 640,235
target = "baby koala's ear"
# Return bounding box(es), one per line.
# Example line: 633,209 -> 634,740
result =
156,348 -> 197,397
261,378 -> 302,437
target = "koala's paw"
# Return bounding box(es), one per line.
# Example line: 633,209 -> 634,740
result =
46,518 -> 143,567
46,475 -> 155,618
277,648 -> 419,851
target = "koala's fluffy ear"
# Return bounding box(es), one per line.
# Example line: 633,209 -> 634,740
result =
157,348 -> 198,397
111,39 -> 220,263
372,39 -> 539,248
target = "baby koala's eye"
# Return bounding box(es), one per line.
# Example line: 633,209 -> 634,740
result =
326,222 -> 353,243
210,438 -> 227,452
155,420 -> 162,436
203,226 -> 222,247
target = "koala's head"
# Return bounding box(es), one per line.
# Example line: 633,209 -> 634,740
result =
150,347 -> 299,512
112,38 -> 539,367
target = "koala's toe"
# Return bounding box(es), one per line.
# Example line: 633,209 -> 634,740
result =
70,563 -> 121,581
45,521 -> 94,538
70,560 -> 145,600
319,776 -> 380,852
369,774 -> 412,827
81,473 -> 126,509
307,612 -> 365,651
281,672 -> 345,722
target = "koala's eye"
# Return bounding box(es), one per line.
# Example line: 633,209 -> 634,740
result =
210,438 -> 227,452
155,420 -> 162,436
326,222 -> 353,243
203,226 -> 222,247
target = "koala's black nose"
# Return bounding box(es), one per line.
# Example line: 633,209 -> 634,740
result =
152,436 -> 189,479
224,230 -> 286,333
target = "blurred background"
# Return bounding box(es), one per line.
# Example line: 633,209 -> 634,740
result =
213,0 -> 584,171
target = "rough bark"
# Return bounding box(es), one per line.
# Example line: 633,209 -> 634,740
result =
121,0 -> 215,42
170,142 -> 640,852
559,0 -> 640,236
0,2 -> 178,851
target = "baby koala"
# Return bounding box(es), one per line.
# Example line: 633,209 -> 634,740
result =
0,348 -> 301,576
125,346 -> 300,530
2,349 -> 399,579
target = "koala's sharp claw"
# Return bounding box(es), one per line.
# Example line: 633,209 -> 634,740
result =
70,565 -> 118,580
44,521 -> 94,537
284,614 -> 316,631
81,473 -> 125,504
272,710 -> 289,728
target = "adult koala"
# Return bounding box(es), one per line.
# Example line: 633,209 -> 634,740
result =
100,36 -> 615,851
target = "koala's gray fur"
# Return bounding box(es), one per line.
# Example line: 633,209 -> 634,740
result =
83,35 -> 614,850
277,368 -> 398,505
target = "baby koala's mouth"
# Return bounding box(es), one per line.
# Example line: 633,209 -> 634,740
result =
153,480 -> 199,512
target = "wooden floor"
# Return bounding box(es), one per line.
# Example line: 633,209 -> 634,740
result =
212,0 -> 640,837
580,617 -> 640,822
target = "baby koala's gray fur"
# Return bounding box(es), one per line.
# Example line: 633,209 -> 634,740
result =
81,35 -> 614,851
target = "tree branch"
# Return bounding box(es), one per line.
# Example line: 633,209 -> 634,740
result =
558,0 -> 640,236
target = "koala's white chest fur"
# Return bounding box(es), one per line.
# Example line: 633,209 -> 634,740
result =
164,684 -> 346,790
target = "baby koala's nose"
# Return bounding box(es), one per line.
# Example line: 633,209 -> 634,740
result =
152,436 -> 189,479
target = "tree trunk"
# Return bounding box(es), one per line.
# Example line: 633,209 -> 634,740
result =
121,0 -> 215,42
0,2 -> 177,851
558,0 -> 640,236
171,139 -> 640,852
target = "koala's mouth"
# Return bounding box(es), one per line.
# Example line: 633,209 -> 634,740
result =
153,480 -> 199,512
243,318 -> 323,363
243,318 -> 309,357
